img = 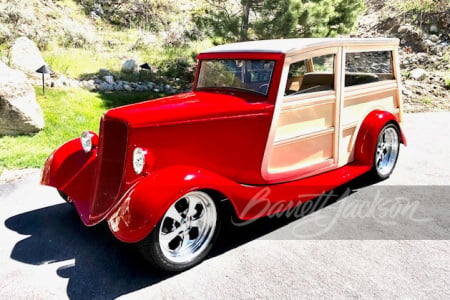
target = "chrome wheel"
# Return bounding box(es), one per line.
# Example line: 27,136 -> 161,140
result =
158,191 -> 217,264
374,125 -> 399,178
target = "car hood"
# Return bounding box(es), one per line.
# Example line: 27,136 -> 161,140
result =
104,91 -> 272,127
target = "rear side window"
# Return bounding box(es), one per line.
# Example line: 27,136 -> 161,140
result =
345,51 -> 394,87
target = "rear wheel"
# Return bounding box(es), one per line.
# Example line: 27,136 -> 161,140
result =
138,191 -> 221,272
370,123 -> 400,180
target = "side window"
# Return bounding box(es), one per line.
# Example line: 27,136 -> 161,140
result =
285,54 -> 334,96
345,51 -> 394,87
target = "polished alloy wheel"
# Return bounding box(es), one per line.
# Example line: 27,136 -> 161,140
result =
158,191 -> 217,264
374,125 -> 399,177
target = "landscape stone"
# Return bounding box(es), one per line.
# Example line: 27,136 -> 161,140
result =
0,62 -> 44,135
81,80 -> 96,91
103,75 -> 114,84
113,82 -> 124,91
123,84 -> 133,92
429,24 -> 438,33
410,68 -> 427,81
98,82 -> 113,92
9,37 -> 46,77
429,35 -> 439,43
121,59 -> 138,74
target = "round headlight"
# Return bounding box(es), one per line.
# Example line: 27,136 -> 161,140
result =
133,147 -> 147,174
80,131 -> 94,153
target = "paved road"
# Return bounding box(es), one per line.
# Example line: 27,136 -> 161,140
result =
1,112 -> 449,299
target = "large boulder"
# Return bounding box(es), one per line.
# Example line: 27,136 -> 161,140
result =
9,37 -> 46,77
0,62 -> 45,136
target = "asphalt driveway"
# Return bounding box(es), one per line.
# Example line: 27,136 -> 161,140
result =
0,112 -> 449,299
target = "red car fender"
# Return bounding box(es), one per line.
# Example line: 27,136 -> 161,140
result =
41,134 -> 98,190
106,165 -> 239,243
354,110 -> 407,166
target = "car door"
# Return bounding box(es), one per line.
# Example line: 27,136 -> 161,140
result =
262,47 -> 341,182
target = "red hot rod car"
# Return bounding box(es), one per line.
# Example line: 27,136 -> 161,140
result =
42,38 -> 406,272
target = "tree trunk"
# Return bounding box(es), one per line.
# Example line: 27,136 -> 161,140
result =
240,0 -> 251,41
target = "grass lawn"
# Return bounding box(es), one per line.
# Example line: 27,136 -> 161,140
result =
0,87 -> 161,173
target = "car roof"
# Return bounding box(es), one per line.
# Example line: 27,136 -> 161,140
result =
202,38 -> 399,55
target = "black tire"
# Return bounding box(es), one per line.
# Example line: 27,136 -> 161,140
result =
369,123 -> 400,181
137,191 -> 222,272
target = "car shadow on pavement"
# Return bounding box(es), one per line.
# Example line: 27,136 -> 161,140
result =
4,177 -> 371,299
5,203 -> 172,299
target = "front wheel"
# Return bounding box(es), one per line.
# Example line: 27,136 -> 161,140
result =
370,123 -> 400,180
137,191 -> 221,272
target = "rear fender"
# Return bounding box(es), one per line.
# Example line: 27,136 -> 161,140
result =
107,165 -> 239,243
354,110 -> 406,166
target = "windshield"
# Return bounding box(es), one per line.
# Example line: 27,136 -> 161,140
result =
196,59 -> 275,96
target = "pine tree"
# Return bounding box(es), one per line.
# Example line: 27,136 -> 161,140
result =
194,0 -> 365,43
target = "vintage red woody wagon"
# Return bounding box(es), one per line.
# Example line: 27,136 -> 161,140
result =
42,38 -> 406,271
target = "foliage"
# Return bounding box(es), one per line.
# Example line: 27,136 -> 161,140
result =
0,87 -> 165,171
194,0 -> 365,43
421,97 -> 432,105
43,38 -> 209,84
58,19 -> 97,48
78,0 -> 186,31
390,0 -> 449,14
44,48 -> 120,79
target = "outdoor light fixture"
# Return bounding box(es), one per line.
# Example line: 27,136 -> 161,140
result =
36,64 -> 52,96
140,63 -> 151,70
138,63 -> 151,81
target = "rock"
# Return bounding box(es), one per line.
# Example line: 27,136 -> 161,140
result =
135,85 -> 145,92
9,37 -> 46,77
113,82 -> 123,91
0,62 -> 44,135
397,25 -> 411,34
410,68 -> 428,81
81,80 -> 96,91
98,82 -> 113,92
121,59 -> 138,74
416,52 -> 428,63
423,40 -> 434,51
103,75 -> 114,84
123,84 -> 133,92
429,35 -> 439,43
430,24 -> 439,34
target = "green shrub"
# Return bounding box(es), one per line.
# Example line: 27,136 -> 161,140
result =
445,77 -> 450,90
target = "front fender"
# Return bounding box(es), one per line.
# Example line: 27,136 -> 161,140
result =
354,110 -> 407,166
107,165 -> 239,243
41,137 -> 97,191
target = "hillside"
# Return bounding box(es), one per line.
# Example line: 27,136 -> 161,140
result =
0,0 -> 449,112
357,0 -> 450,112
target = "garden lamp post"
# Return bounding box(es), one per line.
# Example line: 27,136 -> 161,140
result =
36,64 -> 52,96
139,63 -> 151,81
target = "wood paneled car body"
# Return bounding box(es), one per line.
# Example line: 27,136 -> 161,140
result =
42,38 -> 406,271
